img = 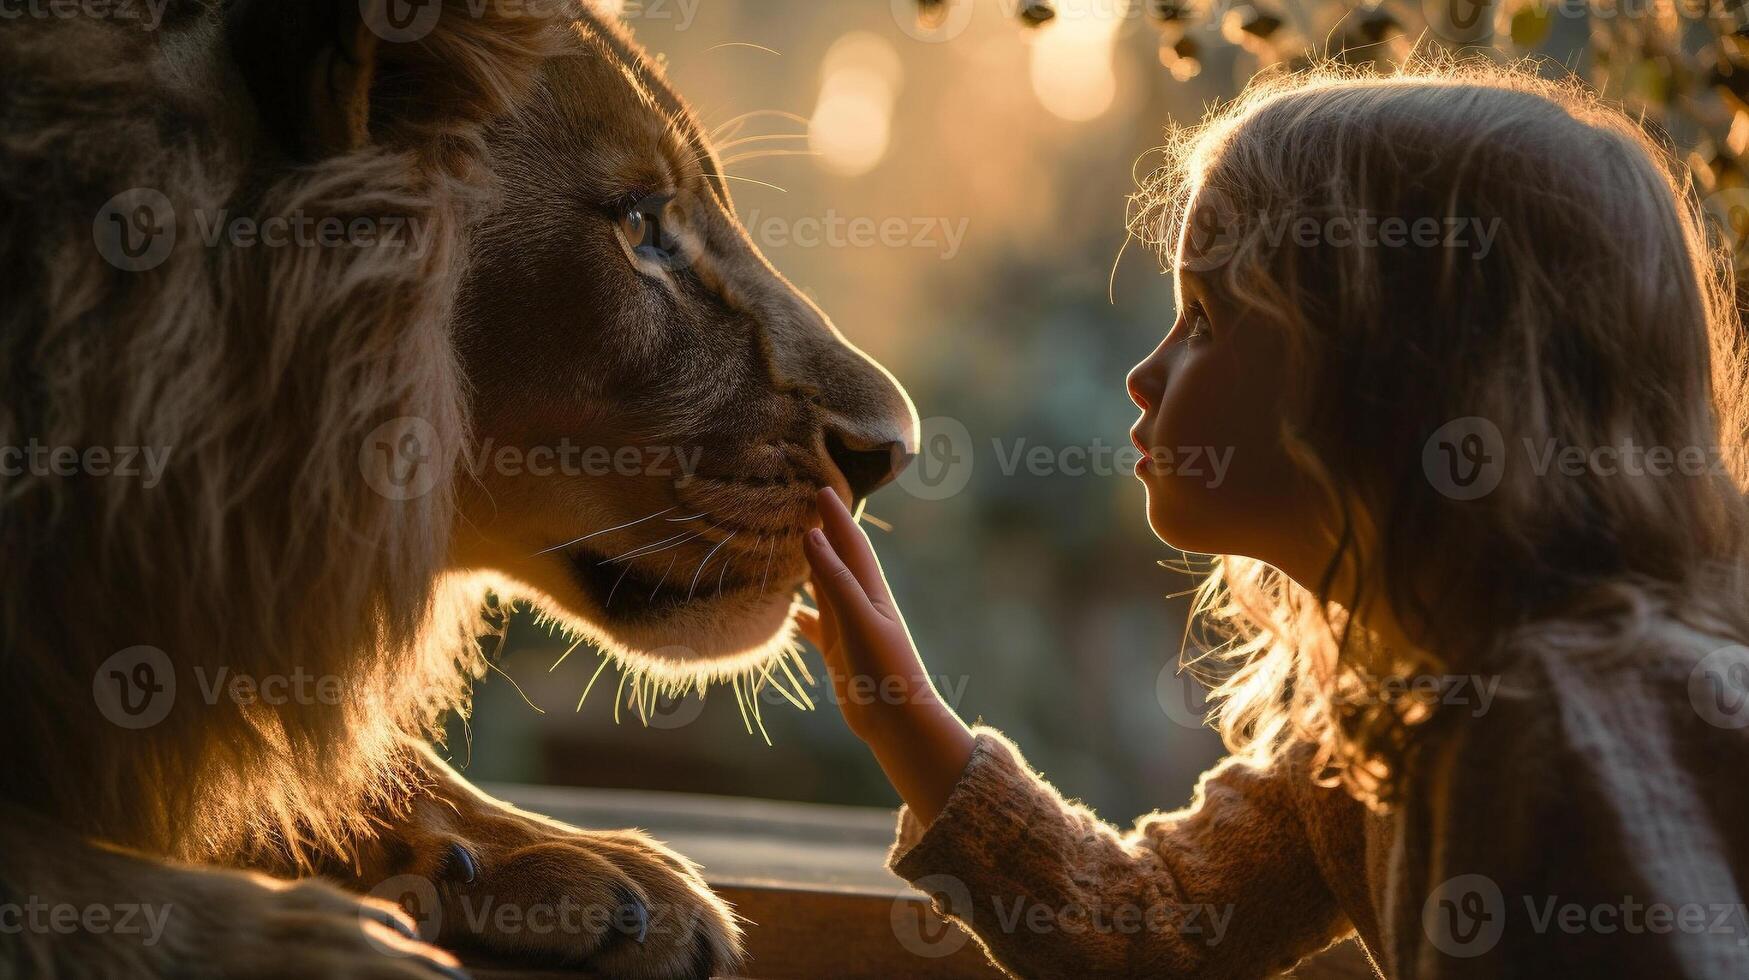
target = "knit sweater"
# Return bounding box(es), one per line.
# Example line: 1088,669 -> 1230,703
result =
887,620 -> 1749,979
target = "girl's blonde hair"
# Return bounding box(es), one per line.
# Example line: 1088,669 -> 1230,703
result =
1132,58 -> 1749,806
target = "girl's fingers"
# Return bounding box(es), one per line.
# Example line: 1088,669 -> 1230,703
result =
793,603 -> 824,646
803,527 -> 872,621
813,573 -> 841,652
814,488 -> 894,610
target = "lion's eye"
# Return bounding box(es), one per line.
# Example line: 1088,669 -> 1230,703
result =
618,194 -> 675,260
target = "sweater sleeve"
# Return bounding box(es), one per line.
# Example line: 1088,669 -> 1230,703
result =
887,727 -> 1355,980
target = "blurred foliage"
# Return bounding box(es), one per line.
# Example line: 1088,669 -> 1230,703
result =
925,0 -> 1749,200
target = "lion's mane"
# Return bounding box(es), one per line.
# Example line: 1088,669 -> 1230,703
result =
0,1 -> 572,869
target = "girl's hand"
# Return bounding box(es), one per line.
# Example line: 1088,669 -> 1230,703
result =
798,488 -> 975,824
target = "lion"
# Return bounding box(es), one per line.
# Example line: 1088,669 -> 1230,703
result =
0,1 -> 917,976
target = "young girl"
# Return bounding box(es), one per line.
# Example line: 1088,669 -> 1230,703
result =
798,63 -> 1749,978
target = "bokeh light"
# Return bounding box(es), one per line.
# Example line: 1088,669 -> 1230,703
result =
809,31 -> 904,176
1029,6 -> 1124,121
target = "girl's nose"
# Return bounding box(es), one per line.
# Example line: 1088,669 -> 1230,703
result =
1127,337 -> 1171,411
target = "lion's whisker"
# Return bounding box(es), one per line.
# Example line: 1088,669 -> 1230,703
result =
706,41 -> 782,56
711,108 -> 809,142
777,649 -> 815,709
612,671 -> 630,725
549,635 -> 586,672
714,133 -> 809,154
604,559 -> 634,610
665,512 -> 710,522
602,531 -> 696,564
575,655 -> 611,712
532,506 -> 676,556
687,531 -> 738,601
650,553 -> 678,600
760,537 -> 776,592
700,173 -> 788,194
721,148 -> 819,166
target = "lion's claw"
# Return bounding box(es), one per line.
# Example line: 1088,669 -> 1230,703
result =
441,841 -> 478,884
613,884 -> 651,944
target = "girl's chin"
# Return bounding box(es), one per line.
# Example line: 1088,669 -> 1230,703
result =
1144,488 -> 1229,556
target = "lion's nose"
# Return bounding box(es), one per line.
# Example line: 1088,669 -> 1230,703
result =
825,426 -> 916,503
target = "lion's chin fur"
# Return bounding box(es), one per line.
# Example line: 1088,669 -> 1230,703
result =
517,580 -> 813,707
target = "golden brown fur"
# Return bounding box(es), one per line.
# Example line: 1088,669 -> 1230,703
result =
0,1 -> 915,975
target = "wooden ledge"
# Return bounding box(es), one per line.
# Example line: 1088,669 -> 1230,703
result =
465,784 -> 1373,980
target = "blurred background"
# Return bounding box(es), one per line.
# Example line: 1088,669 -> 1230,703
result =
448,0 -> 1748,821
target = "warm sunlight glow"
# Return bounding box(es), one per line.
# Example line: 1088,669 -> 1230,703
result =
809,32 -> 903,177
1029,9 -> 1123,121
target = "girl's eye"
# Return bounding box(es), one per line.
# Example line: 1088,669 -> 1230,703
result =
618,194 -> 676,260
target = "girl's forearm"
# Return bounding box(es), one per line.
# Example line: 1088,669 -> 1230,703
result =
863,701 -> 976,825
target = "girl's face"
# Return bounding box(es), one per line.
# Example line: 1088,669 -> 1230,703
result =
1125,193 -> 1320,573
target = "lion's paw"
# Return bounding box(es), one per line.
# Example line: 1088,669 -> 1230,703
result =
369,820 -> 741,980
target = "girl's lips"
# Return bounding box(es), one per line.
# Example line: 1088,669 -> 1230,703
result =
1130,424 -> 1152,473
